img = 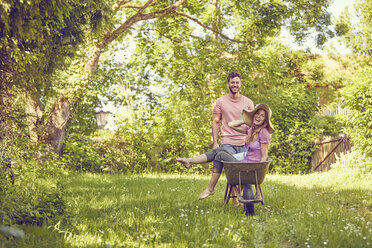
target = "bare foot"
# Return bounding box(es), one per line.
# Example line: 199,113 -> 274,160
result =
176,158 -> 191,169
198,188 -> 215,200
233,198 -> 243,207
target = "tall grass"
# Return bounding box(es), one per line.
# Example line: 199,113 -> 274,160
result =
51,170 -> 371,248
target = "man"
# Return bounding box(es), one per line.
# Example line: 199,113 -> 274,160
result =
176,72 -> 254,201
212,71 -> 254,154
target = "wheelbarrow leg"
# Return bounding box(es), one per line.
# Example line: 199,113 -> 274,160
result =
257,184 -> 264,205
224,183 -> 234,204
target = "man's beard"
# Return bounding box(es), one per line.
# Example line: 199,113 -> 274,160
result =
229,86 -> 239,95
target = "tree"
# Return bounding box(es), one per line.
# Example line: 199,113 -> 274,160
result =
335,0 -> 372,55
0,0 -> 110,152
2,0 -> 334,155
339,67 -> 372,157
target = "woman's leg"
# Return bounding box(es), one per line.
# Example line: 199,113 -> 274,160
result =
176,154 -> 207,169
199,151 -> 238,200
176,147 -> 225,169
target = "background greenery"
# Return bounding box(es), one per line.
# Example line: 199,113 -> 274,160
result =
1,0 -> 371,246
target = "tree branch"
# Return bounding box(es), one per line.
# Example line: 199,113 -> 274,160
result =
100,0 -> 187,48
113,0 -> 133,12
173,11 -> 249,44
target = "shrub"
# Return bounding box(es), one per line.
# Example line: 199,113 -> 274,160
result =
339,67 -> 372,157
0,138 -> 66,226
330,149 -> 372,179
265,85 -> 319,174
61,134 -> 105,172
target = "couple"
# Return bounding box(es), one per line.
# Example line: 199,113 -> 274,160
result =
176,72 -> 274,204
177,103 -> 274,203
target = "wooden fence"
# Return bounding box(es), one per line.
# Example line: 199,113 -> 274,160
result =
310,136 -> 351,172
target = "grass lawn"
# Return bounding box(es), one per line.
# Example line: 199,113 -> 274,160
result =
59,170 -> 371,247
4,170 -> 371,247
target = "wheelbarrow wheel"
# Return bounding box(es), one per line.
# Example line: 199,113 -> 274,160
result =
243,184 -> 255,216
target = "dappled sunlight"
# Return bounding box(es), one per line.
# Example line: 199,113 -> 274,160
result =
58,173 -> 372,247
266,172 -> 371,191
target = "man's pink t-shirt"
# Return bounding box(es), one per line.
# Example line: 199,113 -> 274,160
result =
213,94 -> 254,146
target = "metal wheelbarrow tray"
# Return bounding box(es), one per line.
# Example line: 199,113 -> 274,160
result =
223,159 -> 272,215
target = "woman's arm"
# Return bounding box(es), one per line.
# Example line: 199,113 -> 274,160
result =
260,143 -> 269,162
228,120 -> 246,133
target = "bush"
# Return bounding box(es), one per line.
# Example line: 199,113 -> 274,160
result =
61,134 -> 106,172
330,149 -> 372,179
339,67 -> 372,157
310,115 -> 343,137
264,85 -> 319,174
0,138 -> 66,227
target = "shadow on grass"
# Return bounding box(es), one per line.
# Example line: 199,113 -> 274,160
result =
61,173 -> 371,247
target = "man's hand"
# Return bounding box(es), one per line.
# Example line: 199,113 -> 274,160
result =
212,143 -> 220,149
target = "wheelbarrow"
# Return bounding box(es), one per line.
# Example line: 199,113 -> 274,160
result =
223,159 -> 272,216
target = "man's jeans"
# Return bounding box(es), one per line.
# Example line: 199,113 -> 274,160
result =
221,144 -> 245,155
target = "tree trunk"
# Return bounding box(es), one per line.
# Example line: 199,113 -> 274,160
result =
25,93 -> 44,142
0,48 -> 14,140
40,96 -> 70,155
0,91 -> 12,140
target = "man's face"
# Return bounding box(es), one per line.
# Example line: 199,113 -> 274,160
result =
228,76 -> 241,95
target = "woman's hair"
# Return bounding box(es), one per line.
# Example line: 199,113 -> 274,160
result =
245,108 -> 268,145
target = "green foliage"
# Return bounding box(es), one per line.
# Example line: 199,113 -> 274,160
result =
0,138 -> 66,227
331,149 -> 372,176
267,85 -> 319,174
93,43 -> 340,175
61,134 -> 105,172
310,115 -> 343,137
335,0 -> 372,55
339,66 -> 372,157
238,46 -> 321,174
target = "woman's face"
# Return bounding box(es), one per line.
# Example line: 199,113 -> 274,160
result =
253,109 -> 266,126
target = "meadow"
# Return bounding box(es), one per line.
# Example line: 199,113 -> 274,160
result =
6,167 -> 371,248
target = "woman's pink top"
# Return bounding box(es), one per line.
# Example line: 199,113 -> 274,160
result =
241,126 -> 271,162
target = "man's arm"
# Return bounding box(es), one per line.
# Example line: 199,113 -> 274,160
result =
212,113 -> 221,149
228,120 -> 246,133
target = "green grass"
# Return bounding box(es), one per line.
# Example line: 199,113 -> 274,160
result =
57,171 -> 371,247
3,170 -> 371,247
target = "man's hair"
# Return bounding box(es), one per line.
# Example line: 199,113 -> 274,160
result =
227,72 -> 241,82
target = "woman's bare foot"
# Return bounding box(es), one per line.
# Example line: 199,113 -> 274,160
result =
198,188 -> 215,200
176,158 -> 191,169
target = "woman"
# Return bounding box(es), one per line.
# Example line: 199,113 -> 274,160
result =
176,103 -> 274,202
